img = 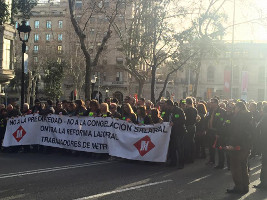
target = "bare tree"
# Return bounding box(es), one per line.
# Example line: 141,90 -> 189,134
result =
67,0 -> 122,100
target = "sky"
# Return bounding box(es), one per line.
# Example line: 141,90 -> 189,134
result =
224,0 -> 267,41
35,0 -> 267,41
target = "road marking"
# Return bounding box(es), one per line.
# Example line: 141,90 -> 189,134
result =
75,179 -> 173,200
187,174 -> 211,184
250,164 -> 261,171
0,194 -> 27,200
0,161 -> 113,179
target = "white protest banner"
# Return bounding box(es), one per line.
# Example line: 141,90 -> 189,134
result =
3,114 -> 171,162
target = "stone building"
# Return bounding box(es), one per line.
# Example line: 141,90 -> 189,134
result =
0,0 -> 15,103
13,0 -> 131,103
197,42 -> 267,101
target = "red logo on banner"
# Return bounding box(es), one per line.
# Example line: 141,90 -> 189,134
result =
12,126 -> 26,142
134,135 -> 155,156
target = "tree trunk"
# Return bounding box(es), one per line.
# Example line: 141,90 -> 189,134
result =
26,72 -> 32,104
157,73 -> 170,102
85,59 -> 91,100
192,61 -> 201,97
31,75 -> 37,105
138,79 -> 144,98
151,66 -> 156,103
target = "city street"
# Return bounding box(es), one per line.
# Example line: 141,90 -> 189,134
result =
0,152 -> 266,200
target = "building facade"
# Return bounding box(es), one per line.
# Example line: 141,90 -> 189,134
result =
13,0 -> 130,103
0,0 -> 15,103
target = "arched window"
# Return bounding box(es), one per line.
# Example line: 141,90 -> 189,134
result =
207,66 -> 215,82
113,91 -> 123,104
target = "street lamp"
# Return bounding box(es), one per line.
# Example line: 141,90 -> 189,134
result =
17,21 -> 31,110
105,88 -> 109,98
91,75 -> 97,99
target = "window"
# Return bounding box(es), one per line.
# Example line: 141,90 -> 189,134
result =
26,21 -> 30,26
104,0 -> 109,7
15,22 -> 19,28
46,20 -> 51,28
207,66 -> 214,82
33,45 -> 39,53
26,46 -> 29,51
75,0 -> 82,9
2,39 -> 11,70
58,20 -> 63,28
118,14 -> 124,21
34,20 -> 39,28
57,45 -> 62,54
34,34 -> 39,42
90,17 -> 95,23
58,34 -> 63,41
46,34 -> 51,41
98,1 -> 103,8
46,46 -> 50,53
33,56 -> 38,64
103,72 -> 106,81
116,72 -> 123,82
24,33 -> 29,41
116,57 -> 123,65
90,28 -> 95,35
103,59 -> 107,65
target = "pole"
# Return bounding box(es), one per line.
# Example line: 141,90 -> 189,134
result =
188,68 -> 191,96
98,75 -> 100,102
230,0 -> 236,99
21,41 -> 26,110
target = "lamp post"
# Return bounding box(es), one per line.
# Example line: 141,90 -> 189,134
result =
17,21 -> 31,109
91,75 -> 97,99
105,88 -> 109,98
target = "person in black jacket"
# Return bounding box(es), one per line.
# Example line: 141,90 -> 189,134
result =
206,98 -> 226,168
226,101 -> 252,194
196,103 -> 207,159
55,101 -> 68,115
184,97 -> 198,163
0,108 -> 8,151
32,99 -> 42,114
162,99 -> 186,169
40,100 -> 55,115
254,105 -> 267,189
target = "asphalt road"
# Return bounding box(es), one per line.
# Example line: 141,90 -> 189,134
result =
0,152 -> 266,200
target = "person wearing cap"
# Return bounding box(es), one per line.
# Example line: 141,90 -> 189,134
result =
226,101 -> 252,194
162,99 -> 186,168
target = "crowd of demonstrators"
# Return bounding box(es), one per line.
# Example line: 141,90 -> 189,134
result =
1,96 -> 267,194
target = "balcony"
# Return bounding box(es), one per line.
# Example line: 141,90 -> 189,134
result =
111,81 -> 129,86
0,69 -> 15,84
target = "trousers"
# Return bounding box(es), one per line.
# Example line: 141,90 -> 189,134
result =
229,150 -> 250,191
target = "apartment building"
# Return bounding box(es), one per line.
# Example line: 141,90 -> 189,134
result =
13,0 -> 130,103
